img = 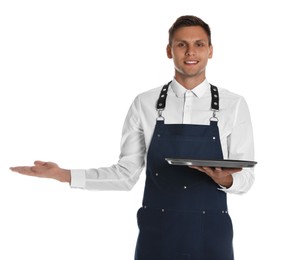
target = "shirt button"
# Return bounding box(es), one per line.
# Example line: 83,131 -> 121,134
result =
184,186 -> 187,189
162,209 -> 165,212
155,173 -> 159,176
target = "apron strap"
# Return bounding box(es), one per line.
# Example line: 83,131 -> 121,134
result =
156,81 -> 172,110
156,81 -> 220,120
156,81 -> 172,120
210,84 -> 219,110
210,84 -> 219,121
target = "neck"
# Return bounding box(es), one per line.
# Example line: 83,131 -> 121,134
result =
175,75 -> 206,90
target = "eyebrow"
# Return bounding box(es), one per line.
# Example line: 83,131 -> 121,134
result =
175,39 -> 207,44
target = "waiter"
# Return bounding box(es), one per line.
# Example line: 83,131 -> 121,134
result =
10,15 -> 255,259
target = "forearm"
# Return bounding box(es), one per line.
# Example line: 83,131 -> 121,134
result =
70,161 -> 144,190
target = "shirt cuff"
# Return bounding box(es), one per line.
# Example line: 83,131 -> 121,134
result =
70,169 -> 86,188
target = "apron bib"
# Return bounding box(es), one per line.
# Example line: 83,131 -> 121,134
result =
135,82 -> 234,260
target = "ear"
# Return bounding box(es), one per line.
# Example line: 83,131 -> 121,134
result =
208,45 -> 213,59
166,44 -> 172,59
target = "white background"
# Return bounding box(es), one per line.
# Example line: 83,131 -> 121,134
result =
0,0 -> 280,259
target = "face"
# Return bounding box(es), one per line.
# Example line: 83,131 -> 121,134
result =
167,26 -> 213,86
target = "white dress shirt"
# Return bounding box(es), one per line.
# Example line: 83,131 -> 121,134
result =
71,79 -> 255,195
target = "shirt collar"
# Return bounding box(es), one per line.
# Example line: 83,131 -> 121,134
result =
170,78 -> 210,98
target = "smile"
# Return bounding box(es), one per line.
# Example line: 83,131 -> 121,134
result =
184,60 -> 199,64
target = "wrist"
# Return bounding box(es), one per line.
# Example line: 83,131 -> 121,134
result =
56,169 -> 71,183
212,175 -> 233,188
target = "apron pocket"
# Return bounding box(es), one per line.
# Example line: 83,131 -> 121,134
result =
135,208 -> 164,258
202,212 -> 234,259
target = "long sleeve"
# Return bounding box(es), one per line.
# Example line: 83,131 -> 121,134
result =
220,96 -> 255,194
70,96 -> 146,190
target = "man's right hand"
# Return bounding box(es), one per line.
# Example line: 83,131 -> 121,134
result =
10,161 -> 71,183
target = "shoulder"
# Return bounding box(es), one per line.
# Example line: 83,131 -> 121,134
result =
217,86 -> 243,100
132,85 -> 163,107
137,85 -> 163,99
216,86 -> 250,117
217,86 -> 247,105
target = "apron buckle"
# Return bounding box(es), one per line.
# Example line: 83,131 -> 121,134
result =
157,109 -> 165,121
210,109 -> 219,122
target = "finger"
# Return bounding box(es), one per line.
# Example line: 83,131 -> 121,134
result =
225,168 -> 242,174
10,166 -> 25,172
200,167 -> 219,178
10,166 -> 34,175
202,166 -> 215,174
34,160 -> 46,166
189,166 -> 205,172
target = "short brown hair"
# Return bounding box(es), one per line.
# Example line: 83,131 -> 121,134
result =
168,15 -> 212,46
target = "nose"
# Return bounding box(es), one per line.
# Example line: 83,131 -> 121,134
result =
185,45 -> 195,56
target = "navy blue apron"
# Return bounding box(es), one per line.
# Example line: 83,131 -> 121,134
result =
135,82 -> 234,260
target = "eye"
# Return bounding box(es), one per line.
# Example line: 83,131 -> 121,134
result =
196,42 -> 205,47
177,42 -> 186,48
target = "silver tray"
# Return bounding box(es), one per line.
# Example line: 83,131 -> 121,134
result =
165,158 -> 257,168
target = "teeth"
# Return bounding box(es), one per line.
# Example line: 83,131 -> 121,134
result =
185,61 -> 198,64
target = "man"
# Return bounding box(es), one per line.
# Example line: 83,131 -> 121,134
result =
10,15 -> 255,259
